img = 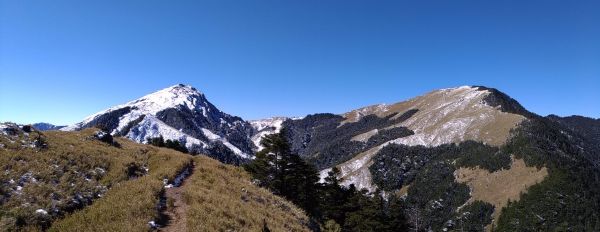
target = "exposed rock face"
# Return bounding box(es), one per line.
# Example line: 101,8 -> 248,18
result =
62,84 -> 255,163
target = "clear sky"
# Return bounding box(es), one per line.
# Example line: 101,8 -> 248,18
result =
1,0 -> 599,125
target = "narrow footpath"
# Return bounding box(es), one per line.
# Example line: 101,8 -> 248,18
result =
159,162 -> 195,232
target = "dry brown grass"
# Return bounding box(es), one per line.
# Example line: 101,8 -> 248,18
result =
2,127 -> 310,231
183,156 -> 311,232
334,87 -> 526,191
48,134 -> 192,232
342,87 -> 525,146
0,128 -> 191,232
455,157 -> 548,227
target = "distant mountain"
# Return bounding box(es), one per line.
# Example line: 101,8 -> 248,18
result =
6,84 -> 600,231
547,114 -> 600,145
62,84 -> 255,164
282,86 -> 531,190
276,86 -> 600,230
32,122 -> 65,131
249,117 -> 287,151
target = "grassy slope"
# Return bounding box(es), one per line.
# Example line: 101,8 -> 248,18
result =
184,156 -> 311,232
49,136 -> 192,232
1,128 -> 310,231
0,128 -> 191,231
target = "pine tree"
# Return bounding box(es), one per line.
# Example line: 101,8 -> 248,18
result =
244,130 -> 321,216
147,136 -> 165,147
244,131 -> 410,231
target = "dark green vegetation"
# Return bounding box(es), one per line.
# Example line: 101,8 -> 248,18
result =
455,201 -> 495,232
147,136 -> 189,153
371,142 -> 499,231
371,141 -> 511,192
548,114 -> 600,146
245,132 -> 410,231
283,110 -> 417,169
368,116 -> 600,231
474,86 -> 536,118
403,161 -> 474,231
495,118 -> 600,231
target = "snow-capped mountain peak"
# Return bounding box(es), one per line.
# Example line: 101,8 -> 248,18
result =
75,84 -> 210,126
62,84 -> 254,164
132,84 -> 207,112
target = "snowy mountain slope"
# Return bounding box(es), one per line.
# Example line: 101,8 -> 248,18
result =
249,117 -> 287,150
62,84 -> 255,163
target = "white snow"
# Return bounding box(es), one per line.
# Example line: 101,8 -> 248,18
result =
61,84 -> 252,158
201,128 -> 250,158
35,209 -> 48,214
319,168 -> 332,183
249,117 -> 286,150
126,115 -> 207,149
62,84 -> 208,133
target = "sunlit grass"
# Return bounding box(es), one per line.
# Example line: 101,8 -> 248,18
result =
183,156 -> 310,232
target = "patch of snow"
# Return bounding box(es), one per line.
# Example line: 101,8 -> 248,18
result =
201,128 -> 249,158
63,84 -> 207,132
95,167 -> 106,175
126,115 -> 207,149
35,209 -> 48,214
319,168 -> 332,183
250,117 -> 286,150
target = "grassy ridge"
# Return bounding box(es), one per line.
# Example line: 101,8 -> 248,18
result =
184,156 -> 310,232
49,136 -> 192,232
0,128 -> 191,231
2,127 -> 310,231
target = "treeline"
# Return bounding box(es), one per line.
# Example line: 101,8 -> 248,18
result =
370,141 -> 511,192
283,109 -> 418,170
244,131 -> 410,231
146,136 -> 189,153
369,142 -> 497,231
146,136 -> 249,165
495,118 -> 600,231
368,116 -> 600,231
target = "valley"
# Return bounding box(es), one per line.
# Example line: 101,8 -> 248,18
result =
2,84 -> 599,231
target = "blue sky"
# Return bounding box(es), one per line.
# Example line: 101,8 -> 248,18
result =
1,0 -> 599,125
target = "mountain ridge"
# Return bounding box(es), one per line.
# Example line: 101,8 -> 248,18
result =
5,84 -> 600,231
62,84 -> 255,164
